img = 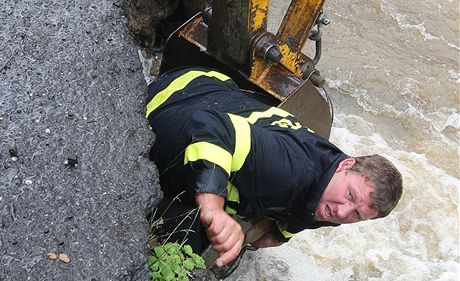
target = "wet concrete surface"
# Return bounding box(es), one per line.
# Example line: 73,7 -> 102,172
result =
0,0 -> 160,280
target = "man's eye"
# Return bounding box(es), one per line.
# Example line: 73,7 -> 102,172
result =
347,191 -> 353,200
355,211 -> 360,221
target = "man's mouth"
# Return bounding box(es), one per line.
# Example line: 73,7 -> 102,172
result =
325,205 -> 332,218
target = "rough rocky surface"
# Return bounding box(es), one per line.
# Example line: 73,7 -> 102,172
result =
123,0 -> 212,50
0,0 -> 160,280
123,0 -> 179,47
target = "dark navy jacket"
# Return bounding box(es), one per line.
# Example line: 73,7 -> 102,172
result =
146,67 -> 344,241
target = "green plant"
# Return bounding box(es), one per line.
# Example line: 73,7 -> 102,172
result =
148,242 -> 206,281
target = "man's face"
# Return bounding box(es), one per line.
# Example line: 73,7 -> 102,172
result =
314,158 -> 378,224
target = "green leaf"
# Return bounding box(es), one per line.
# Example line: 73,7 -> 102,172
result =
183,258 -> 195,271
177,271 -> 188,279
171,263 -> 182,274
150,260 -> 159,271
162,267 -> 175,281
149,271 -> 161,281
148,256 -> 157,266
165,243 -> 179,254
154,262 -> 161,271
154,246 -> 165,257
191,254 -> 205,269
179,276 -> 189,281
182,244 -> 193,256
163,263 -> 172,271
172,254 -> 181,264
149,242 -> 205,280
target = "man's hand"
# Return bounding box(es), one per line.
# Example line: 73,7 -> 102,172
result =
195,193 -> 244,267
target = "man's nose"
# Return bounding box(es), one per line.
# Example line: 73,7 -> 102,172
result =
337,204 -> 354,220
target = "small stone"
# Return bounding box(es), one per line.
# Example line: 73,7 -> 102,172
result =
47,253 -> 58,260
58,253 -> 70,263
64,157 -> 78,167
25,179 -> 33,185
9,145 -> 18,157
45,128 -> 51,134
11,156 -> 17,162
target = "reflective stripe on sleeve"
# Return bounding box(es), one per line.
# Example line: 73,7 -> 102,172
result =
276,221 -> 295,239
227,113 -> 251,172
226,181 -> 240,203
182,113 -> 251,177
184,142 -> 232,175
245,107 -> 293,124
146,70 -> 231,118
225,206 -> 238,215
225,181 -> 240,215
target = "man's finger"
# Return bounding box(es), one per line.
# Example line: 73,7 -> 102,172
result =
211,231 -> 238,252
215,239 -> 243,267
209,222 -> 235,245
206,218 -> 226,237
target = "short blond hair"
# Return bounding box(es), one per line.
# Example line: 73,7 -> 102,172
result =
350,155 -> 403,218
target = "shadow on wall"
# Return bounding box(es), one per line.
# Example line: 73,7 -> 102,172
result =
122,0 -> 211,48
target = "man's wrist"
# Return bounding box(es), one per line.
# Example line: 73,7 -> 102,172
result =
195,192 -> 225,209
195,192 -> 226,225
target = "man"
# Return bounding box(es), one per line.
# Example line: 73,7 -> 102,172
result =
146,67 -> 403,268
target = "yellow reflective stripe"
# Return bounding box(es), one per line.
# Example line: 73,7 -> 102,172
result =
225,206 -> 238,215
271,118 -> 292,128
226,181 -> 240,203
276,221 -> 295,239
146,70 -> 231,118
270,119 -> 303,130
225,182 -> 240,215
291,121 -> 302,130
227,114 -> 251,172
184,142 -> 232,175
245,107 -> 293,124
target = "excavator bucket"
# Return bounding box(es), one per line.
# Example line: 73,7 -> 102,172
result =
279,79 -> 332,139
159,0 -> 333,139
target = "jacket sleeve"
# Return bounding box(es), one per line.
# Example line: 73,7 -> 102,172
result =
182,109 -> 251,198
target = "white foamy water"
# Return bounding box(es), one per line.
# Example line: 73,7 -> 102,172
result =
229,0 -> 459,280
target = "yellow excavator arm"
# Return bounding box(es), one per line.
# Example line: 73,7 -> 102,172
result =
159,0 -> 333,138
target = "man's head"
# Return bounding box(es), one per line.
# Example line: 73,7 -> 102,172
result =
314,155 -> 403,224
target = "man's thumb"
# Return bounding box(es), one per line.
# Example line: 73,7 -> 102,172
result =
200,209 -> 214,227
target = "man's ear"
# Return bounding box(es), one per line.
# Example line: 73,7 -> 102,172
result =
336,157 -> 356,172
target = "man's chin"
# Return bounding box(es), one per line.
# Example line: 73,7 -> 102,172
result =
313,209 -> 323,221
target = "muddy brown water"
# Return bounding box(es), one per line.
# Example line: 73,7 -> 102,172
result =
223,1 -> 459,280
